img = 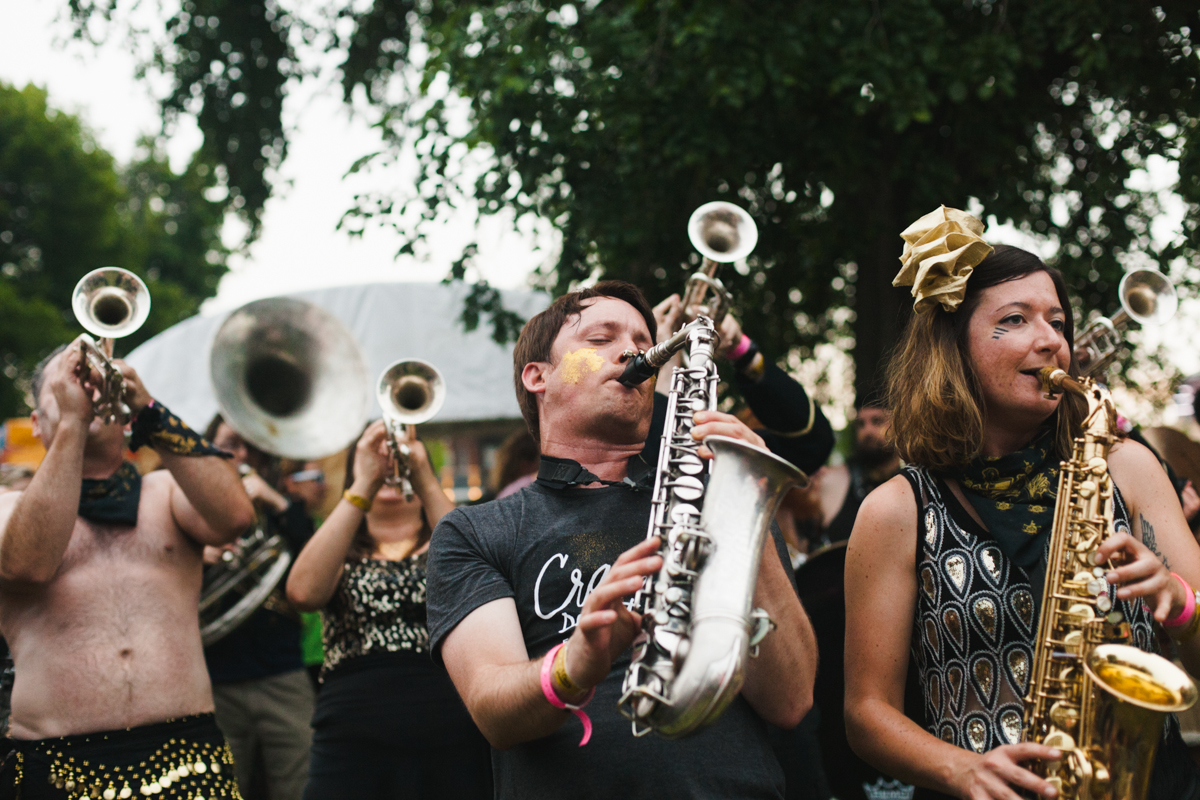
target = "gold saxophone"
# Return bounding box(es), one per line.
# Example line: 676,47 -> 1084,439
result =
1023,367 -> 1197,800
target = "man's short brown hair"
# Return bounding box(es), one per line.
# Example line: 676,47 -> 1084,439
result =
512,280 -> 657,444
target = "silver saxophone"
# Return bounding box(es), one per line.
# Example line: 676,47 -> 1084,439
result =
616,315 -> 807,737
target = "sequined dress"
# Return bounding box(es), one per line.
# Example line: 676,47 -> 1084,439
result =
320,553 -> 430,677
306,552 -> 491,799
901,466 -> 1159,754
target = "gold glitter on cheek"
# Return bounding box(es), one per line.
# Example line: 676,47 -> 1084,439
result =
559,348 -> 606,384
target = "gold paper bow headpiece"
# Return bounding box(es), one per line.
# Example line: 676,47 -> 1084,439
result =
893,206 -> 993,314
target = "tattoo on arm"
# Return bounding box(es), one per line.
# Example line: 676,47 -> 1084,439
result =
992,327 -> 1008,340
1140,513 -> 1169,568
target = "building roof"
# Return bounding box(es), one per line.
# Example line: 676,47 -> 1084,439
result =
126,282 -> 549,431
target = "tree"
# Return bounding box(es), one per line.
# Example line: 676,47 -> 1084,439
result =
70,1 -> 1200,402
0,82 -> 230,416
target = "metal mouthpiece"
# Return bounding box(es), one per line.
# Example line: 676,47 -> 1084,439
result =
1036,366 -> 1087,400
617,318 -> 716,387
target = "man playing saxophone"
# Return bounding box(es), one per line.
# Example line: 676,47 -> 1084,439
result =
426,281 -> 817,799
0,344 -> 254,799
843,208 -> 1200,800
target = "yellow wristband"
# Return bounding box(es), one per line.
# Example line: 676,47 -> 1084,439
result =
1172,592 -> 1200,642
553,642 -> 585,696
342,490 -> 372,513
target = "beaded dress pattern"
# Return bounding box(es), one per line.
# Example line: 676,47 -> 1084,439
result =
902,466 -> 1156,754
321,553 -> 429,676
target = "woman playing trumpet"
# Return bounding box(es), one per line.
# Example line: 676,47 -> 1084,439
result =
844,208 -> 1200,800
286,422 -> 491,799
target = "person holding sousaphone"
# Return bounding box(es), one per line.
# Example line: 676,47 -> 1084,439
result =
0,268 -> 255,800
844,208 -> 1200,800
201,416 -> 317,800
286,360 -> 491,800
202,295 -> 375,800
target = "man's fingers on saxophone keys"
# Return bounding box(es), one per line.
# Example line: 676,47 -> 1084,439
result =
584,574 -> 651,614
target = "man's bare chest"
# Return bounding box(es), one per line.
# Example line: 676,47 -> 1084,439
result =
59,516 -> 190,574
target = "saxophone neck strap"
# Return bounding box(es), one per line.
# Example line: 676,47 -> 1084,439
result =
536,455 -> 650,492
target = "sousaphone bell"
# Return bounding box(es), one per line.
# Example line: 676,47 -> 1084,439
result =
202,297 -> 370,645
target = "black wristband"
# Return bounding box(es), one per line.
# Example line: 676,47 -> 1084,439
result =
733,341 -> 766,382
129,401 -> 231,458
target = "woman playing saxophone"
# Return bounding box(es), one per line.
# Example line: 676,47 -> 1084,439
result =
843,207 -> 1200,800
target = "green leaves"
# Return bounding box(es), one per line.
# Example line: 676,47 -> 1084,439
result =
67,0 -> 1200,405
0,82 -> 230,416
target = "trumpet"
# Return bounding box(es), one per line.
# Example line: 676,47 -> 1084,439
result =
677,202 -> 758,329
376,359 -> 445,501
1075,269 -> 1177,377
71,267 -> 151,424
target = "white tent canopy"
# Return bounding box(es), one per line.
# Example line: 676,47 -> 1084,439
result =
126,282 -> 549,431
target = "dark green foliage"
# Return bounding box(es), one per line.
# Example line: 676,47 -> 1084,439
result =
69,0 -> 297,239
0,82 -> 229,416
70,1 -> 1200,399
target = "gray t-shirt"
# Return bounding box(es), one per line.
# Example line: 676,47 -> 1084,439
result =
427,479 -> 791,800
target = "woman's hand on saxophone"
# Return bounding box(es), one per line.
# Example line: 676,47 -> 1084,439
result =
562,536 -> 662,695
691,410 -> 766,459
1095,531 -> 1187,623
953,744 -> 1061,800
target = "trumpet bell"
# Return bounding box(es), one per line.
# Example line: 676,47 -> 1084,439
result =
687,202 -> 758,264
1119,269 -> 1177,326
211,297 -> 370,460
72,267 -> 151,340
376,359 -> 445,425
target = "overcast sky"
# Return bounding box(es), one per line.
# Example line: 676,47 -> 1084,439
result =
0,0 -> 551,314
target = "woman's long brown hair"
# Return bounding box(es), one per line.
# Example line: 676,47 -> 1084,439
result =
885,245 -> 1086,471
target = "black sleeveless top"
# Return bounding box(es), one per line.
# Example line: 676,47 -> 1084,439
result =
901,466 -> 1199,799
825,462 -> 880,544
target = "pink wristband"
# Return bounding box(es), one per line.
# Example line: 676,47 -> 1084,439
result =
725,333 -> 752,361
539,643 -> 594,746
1164,573 -> 1196,628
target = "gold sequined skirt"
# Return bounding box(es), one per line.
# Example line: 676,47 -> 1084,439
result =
2,714 -> 241,800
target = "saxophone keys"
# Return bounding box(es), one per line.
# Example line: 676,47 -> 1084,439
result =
1096,595 -> 1113,612
1087,456 -> 1107,475
1049,702 -> 1080,731
1068,604 -> 1095,622
670,475 -> 705,502
1078,480 -> 1097,499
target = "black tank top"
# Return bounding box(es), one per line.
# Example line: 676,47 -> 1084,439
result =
900,466 -> 1198,799
824,462 -> 874,544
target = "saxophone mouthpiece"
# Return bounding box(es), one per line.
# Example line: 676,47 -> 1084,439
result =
618,352 -> 657,387
1034,366 -> 1070,398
